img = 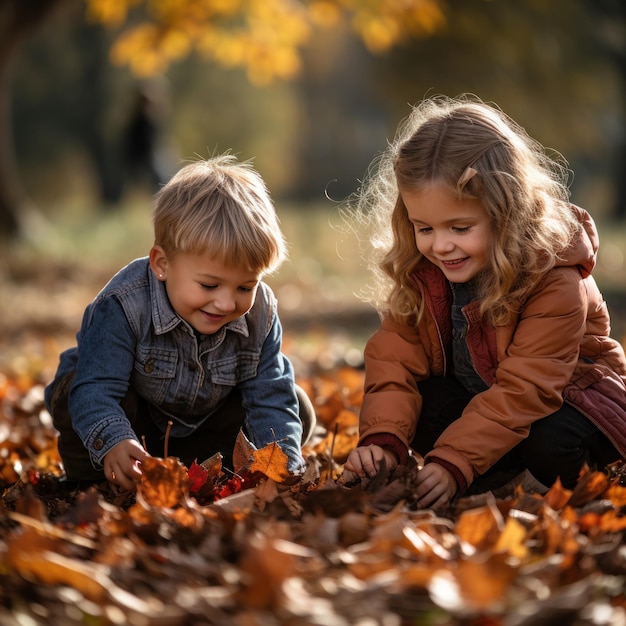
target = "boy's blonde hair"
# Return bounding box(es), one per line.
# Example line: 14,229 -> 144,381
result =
350,95 -> 578,326
153,154 -> 287,274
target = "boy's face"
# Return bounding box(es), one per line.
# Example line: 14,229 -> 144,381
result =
401,182 -> 491,284
150,247 -> 260,335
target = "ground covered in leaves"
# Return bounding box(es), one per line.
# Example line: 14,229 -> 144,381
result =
1,358 -> 626,626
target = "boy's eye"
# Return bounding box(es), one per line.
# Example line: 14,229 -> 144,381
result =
200,283 -> 218,290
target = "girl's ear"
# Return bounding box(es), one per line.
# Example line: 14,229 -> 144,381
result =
149,245 -> 168,281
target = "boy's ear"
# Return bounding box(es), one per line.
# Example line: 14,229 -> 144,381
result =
149,245 -> 168,280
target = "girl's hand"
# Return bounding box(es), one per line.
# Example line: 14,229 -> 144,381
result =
414,462 -> 457,510
344,445 -> 398,482
103,439 -> 151,491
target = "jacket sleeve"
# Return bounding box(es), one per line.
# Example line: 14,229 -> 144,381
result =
69,297 -> 140,467
358,317 -> 432,452
238,312 -> 304,474
427,267 -> 588,487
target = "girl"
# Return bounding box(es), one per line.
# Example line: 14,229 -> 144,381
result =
344,95 -> 626,509
46,155 -> 315,491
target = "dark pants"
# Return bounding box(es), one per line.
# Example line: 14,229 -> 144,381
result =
49,372 -> 317,482
414,376 -> 620,493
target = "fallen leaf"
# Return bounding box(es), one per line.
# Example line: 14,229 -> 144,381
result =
493,516 -> 528,559
454,499 -> 504,550
138,456 -> 190,508
249,442 -> 291,483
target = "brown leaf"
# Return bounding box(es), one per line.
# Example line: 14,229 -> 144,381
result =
311,409 -> 359,463
14,484 -> 47,521
543,477 -> 572,511
238,534 -> 297,609
429,553 -> 518,611
57,489 -> 117,527
138,456 -> 190,508
314,388 -> 347,429
233,428 -> 255,473
6,527 -> 107,601
567,470 -> 609,507
338,511 -> 370,546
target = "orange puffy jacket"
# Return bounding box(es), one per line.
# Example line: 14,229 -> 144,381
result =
359,206 -> 626,490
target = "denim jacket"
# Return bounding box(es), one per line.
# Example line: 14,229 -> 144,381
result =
45,257 -> 304,472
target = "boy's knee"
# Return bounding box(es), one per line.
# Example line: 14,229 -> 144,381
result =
295,385 -> 316,445
46,371 -> 104,482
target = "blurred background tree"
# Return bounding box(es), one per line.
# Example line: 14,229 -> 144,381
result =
1,0 -> 624,239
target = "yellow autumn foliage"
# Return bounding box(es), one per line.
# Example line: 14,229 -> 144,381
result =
84,0 -> 446,80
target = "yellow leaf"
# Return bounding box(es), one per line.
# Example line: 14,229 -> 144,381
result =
493,517 -> 528,560
161,28 -> 192,61
309,1 -> 342,28
85,0 -> 131,26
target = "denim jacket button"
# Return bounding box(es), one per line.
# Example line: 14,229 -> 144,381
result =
144,360 -> 154,373
93,438 -> 104,451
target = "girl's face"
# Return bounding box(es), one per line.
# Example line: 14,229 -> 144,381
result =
401,182 -> 491,283
150,246 -> 260,335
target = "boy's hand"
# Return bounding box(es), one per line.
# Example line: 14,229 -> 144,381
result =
413,462 -> 457,510
343,445 -> 398,482
103,439 -> 151,491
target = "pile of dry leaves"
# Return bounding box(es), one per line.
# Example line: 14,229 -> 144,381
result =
1,364 -> 625,626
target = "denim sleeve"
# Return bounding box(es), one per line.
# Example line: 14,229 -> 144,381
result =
238,314 -> 305,473
69,296 -> 140,467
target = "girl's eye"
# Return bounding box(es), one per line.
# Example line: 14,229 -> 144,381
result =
453,226 -> 471,233
238,286 -> 253,293
415,226 -> 432,234
200,284 -> 218,290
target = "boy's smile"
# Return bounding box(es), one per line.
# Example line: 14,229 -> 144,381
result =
150,247 -> 260,334
401,183 -> 491,283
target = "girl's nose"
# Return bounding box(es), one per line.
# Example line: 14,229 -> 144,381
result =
432,232 -> 454,254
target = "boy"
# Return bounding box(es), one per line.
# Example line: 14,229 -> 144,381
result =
45,155 -> 315,491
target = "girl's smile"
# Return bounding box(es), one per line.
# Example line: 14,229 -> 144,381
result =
401,183 -> 491,283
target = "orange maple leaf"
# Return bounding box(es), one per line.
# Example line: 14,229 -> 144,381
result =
249,442 -> 291,483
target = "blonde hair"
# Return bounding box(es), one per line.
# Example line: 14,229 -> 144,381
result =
349,95 -> 578,326
153,154 -> 287,274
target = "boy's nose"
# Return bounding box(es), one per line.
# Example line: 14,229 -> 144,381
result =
215,292 -> 236,313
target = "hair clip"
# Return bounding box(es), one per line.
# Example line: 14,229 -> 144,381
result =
457,166 -> 478,189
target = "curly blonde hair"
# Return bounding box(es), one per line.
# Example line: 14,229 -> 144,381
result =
347,95 -> 578,326
153,154 -> 287,275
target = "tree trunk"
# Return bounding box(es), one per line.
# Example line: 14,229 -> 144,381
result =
0,0 -> 69,239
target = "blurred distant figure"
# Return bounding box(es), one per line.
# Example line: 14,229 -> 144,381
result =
124,84 -> 171,193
